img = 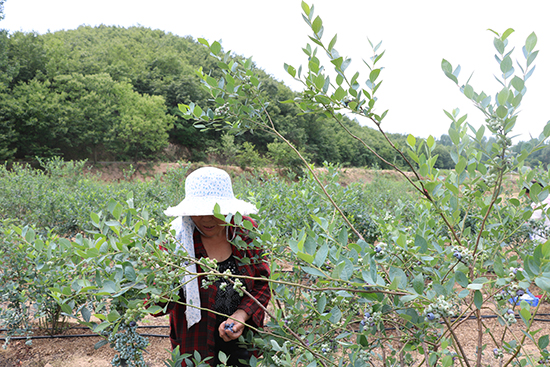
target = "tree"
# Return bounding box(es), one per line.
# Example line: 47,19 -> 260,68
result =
52,73 -> 120,161
105,82 -> 175,161
0,0 -> 5,22
7,31 -> 47,87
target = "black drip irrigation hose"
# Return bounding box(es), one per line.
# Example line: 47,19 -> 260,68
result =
0,333 -> 169,342
2,313 -> 550,342
0,325 -> 170,341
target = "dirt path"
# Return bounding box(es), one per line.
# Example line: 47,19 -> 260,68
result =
3,302 -> 550,366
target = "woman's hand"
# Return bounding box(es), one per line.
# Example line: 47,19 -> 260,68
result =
218,309 -> 250,341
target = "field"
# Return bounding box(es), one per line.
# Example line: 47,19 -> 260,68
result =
2,160 -> 550,367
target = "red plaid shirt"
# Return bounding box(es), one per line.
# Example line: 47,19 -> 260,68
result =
161,225 -> 271,363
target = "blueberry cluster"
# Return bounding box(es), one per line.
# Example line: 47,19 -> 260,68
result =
373,242 -> 387,259
108,322 -> 149,367
320,342 -> 332,354
214,103 -> 230,116
424,296 -> 456,322
224,322 -> 235,332
451,245 -> 472,263
359,308 -> 381,329
503,308 -> 517,324
493,347 -> 504,359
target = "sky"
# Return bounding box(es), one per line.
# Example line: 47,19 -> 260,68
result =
2,0 -> 549,142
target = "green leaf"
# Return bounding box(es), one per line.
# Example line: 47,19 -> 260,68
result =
297,251 -> 314,264
146,305 -> 163,315
25,228 -> 36,242
93,322 -> 111,333
124,263 -> 136,282
412,273 -> 424,294
101,280 -> 118,294
301,1 -> 311,16
500,56 -> 513,74
520,307 -> 531,324
539,335 -> 549,349
455,156 -> 467,174
527,50 -> 538,67
193,105 -> 204,118
333,87 -> 346,101
497,87 -> 509,105
455,271 -> 469,287
427,135 -> 435,149
284,63 -> 296,78
501,28 -> 515,41
441,59 -> 452,74
90,212 -> 100,226
94,339 -> 109,350
61,303 -> 73,315
107,310 -> 121,322
496,105 -> 508,119
369,69 -> 380,83
312,16 -> 323,34
210,41 -> 222,55
407,134 -> 416,148
444,71 -> 458,84
329,307 -> 342,324
463,84 -> 474,99
474,290 -> 483,309
525,32 -> 537,53
494,38 -> 505,55
302,266 -> 326,278
511,76 -> 524,91
328,34 -> 337,51
81,306 -> 91,322
317,294 -> 327,313
535,276 -> 550,292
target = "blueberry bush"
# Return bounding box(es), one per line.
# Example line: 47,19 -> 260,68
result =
175,2 -> 550,366
2,2 -> 550,367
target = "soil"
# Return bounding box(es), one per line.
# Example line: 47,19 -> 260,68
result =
82,161 -> 412,186
3,302 -> 550,367
1,163 -> 536,366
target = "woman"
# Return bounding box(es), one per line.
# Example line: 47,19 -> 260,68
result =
162,167 -> 271,367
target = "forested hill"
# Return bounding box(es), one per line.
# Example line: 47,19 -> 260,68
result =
0,25 -> 546,169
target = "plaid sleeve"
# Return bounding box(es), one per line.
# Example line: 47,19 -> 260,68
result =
238,250 -> 271,327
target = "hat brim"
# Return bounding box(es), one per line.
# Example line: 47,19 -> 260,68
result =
164,197 -> 258,217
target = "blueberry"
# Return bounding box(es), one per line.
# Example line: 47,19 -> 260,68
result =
426,312 -> 435,321
224,322 -> 235,332
453,251 -> 462,260
516,289 -> 525,296
493,348 -> 499,355
507,309 -> 514,315
512,268 -> 518,274
360,320 -> 366,326
129,321 -> 137,327
322,348 -> 326,352
375,245 -> 382,253
364,312 -> 371,318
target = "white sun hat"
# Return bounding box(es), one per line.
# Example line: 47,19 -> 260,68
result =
164,166 -> 258,217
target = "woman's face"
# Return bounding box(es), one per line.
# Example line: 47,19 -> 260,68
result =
190,215 -> 226,238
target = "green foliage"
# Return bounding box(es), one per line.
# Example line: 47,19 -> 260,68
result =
235,142 -> 266,170
3,4 -> 550,367
177,4 -> 550,366
2,24 -> 421,168
0,159 -> 193,234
